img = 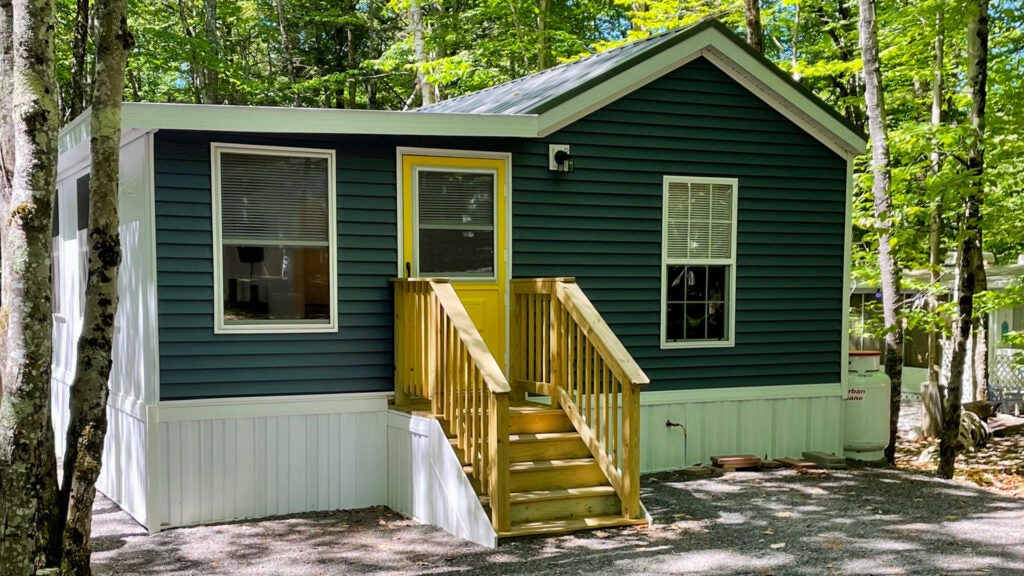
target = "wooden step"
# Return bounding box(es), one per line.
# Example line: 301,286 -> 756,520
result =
479,486 -> 621,521
498,515 -> 648,538
509,432 -> 590,462
509,486 -> 621,523
509,458 -> 606,492
509,402 -> 574,434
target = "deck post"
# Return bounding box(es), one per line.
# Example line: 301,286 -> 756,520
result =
393,280 -> 410,407
621,383 -> 641,519
488,391 -> 511,532
549,281 -> 564,410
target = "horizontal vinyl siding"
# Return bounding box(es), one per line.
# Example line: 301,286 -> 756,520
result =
155,132 -> 397,399
512,57 -> 846,391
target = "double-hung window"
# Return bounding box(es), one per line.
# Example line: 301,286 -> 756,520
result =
212,143 -> 337,333
661,176 -> 737,348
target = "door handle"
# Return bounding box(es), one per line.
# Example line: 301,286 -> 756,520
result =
405,261 -> 412,277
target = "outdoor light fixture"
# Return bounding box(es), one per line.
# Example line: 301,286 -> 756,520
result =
548,144 -> 575,173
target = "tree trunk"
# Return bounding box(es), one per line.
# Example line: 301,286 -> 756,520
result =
858,0 -> 903,465
537,0 -> 547,69
69,0 -> 90,119
202,0 -> 219,104
940,0 -> 988,479
173,0 -> 203,102
810,0 -> 863,127
790,4 -> 800,78
58,0 -> 131,572
924,3 -> 945,439
273,0 -> 298,106
973,269 -> 989,401
744,0 -> 763,53
270,0 -> 299,105
346,27 -> 357,109
410,0 -> 433,106
0,0 -> 61,571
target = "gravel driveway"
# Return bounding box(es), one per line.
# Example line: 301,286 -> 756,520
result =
91,467 -> 1024,575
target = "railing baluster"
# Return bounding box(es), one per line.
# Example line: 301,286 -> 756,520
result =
508,278 -> 649,521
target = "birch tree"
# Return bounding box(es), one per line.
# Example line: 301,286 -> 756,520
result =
58,0 -> 132,568
858,0 -> 904,465
0,0 -> 61,571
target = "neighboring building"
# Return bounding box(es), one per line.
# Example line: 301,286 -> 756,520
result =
53,20 -> 865,545
849,255 -> 1024,410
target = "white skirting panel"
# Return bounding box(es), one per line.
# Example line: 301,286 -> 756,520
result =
639,383 -> 844,472
96,399 -> 149,526
154,393 -> 389,529
387,412 -> 497,548
51,378 -> 151,526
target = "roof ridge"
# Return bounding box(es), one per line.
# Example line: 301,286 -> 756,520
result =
417,25 -> 691,113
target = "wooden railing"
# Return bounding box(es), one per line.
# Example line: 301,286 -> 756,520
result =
511,278 -> 650,519
393,278 -> 511,531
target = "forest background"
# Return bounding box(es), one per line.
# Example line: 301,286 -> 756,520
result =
53,0 -> 1024,288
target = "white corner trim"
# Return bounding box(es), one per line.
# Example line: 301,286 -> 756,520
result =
155,391 -> 392,423
145,132 -> 162,406
841,158 -> 854,389
640,382 -> 843,406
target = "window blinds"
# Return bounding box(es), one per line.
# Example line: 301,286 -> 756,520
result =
220,152 -> 329,244
665,181 -> 733,260
417,170 -> 494,230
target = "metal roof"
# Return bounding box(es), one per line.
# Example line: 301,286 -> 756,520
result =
419,24 -> 696,115
418,19 -> 866,142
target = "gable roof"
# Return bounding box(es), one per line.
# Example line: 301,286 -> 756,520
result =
421,19 -> 867,159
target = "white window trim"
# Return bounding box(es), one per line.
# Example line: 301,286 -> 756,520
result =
211,142 -> 338,334
660,175 -> 738,349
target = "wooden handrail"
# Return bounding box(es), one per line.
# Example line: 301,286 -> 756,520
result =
511,277 -> 649,520
393,278 -> 511,531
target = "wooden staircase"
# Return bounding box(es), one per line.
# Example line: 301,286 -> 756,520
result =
457,401 -> 646,538
394,277 -> 650,540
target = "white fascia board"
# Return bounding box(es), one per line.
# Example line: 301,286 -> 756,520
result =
58,108 -> 93,156
700,41 -> 866,159
118,102 -> 540,138
536,27 -> 867,160
58,104 -> 540,159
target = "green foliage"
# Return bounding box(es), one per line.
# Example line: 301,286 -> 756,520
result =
50,0 -> 1024,347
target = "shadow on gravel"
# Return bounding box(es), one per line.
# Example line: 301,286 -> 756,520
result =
92,468 -> 1024,576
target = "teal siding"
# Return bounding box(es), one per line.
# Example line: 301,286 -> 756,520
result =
510,58 -> 847,391
154,56 -> 846,399
155,131 -> 398,399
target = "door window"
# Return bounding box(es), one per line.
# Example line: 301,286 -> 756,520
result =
415,168 -> 496,278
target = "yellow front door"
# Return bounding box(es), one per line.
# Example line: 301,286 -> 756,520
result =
402,154 -> 507,367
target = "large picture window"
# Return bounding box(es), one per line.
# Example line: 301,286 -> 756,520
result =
661,176 -> 737,348
212,144 -> 337,333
